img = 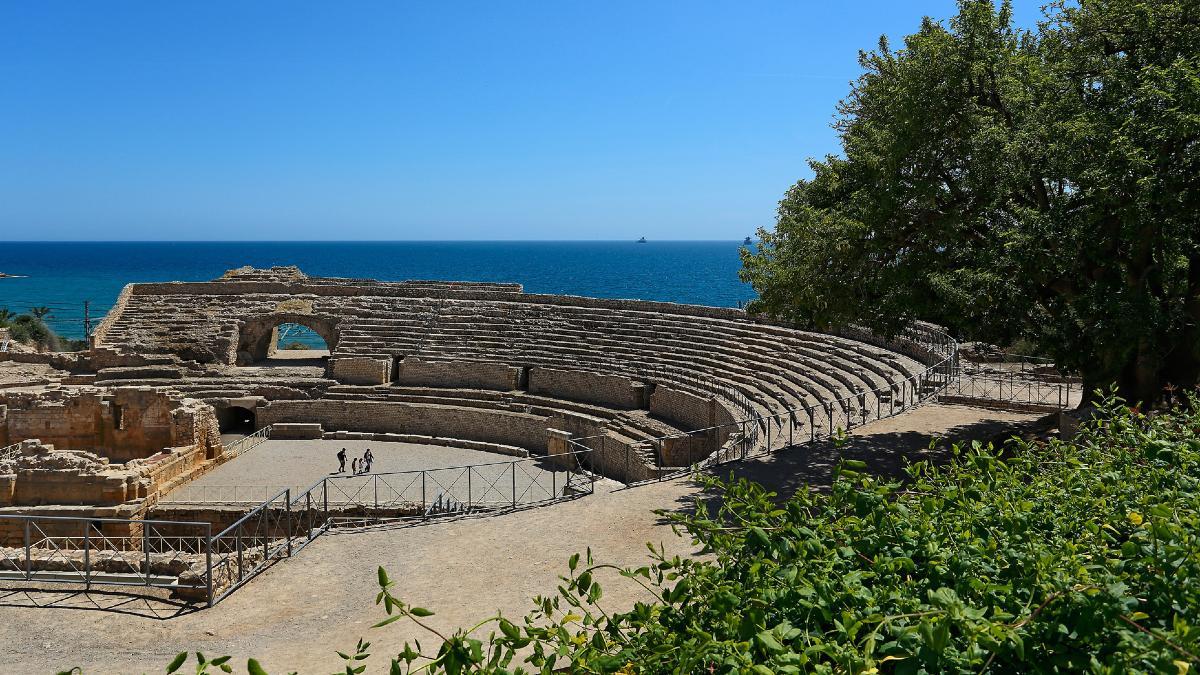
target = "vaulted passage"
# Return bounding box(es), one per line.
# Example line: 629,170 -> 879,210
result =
236,313 -> 338,366
217,405 -> 256,434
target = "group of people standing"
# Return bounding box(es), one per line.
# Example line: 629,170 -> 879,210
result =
335,447 -> 373,474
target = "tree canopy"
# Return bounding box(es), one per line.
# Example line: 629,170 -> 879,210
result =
740,0 -> 1199,405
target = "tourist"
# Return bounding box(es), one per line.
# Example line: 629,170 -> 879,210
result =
336,448 -> 346,473
352,457 -> 359,474
363,448 -> 374,473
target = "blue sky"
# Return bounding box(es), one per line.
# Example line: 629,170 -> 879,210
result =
1,1 -> 1043,241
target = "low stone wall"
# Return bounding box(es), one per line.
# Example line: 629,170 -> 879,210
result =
321,431 -> 528,458
271,423 -> 324,440
649,386 -> 713,429
257,399 -> 580,453
330,357 -> 390,385
529,368 -> 646,410
395,358 -> 520,390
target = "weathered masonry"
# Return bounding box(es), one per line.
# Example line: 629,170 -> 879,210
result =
83,266 -> 939,479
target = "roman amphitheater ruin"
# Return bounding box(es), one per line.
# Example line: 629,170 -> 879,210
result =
0,266 -> 1072,608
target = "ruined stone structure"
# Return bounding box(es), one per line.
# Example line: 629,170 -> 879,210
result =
0,266 -> 953,603
83,266 -> 935,480
0,387 -> 224,509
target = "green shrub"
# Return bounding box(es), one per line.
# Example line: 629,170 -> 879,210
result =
5,315 -> 62,351
159,393 -> 1199,674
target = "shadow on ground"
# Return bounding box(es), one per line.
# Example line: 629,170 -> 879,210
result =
0,585 -> 201,620
657,409 -> 1056,520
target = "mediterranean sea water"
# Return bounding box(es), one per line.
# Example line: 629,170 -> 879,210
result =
0,241 -> 755,341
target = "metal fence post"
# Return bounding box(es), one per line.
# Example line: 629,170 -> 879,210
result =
766,422 -> 772,453
143,523 -> 151,586
306,491 -> 314,541
373,475 -> 378,510
512,462 -> 518,507
236,524 -> 244,582
83,521 -> 91,590
24,519 -> 31,581
323,479 -> 329,526
807,405 -> 814,443
422,471 -> 427,517
468,467 -> 473,509
286,489 -> 293,557
205,523 -> 214,608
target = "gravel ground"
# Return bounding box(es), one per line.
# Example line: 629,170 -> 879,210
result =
0,403 -> 1048,674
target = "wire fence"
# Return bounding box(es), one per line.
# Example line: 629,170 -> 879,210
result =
0,322 -> 1082,607
0,446 -> 598,606
0,513 -> 213,599
567,322 -> 961,485
943,369 -> 1082,408
0,442 -> 23,463
222,426 -> 273,460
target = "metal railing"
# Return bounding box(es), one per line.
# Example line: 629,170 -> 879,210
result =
0,445 -> 597,607
0,513 -> 212,596
159,484 -> 298,504
0,442 -> 23,462
223,426 -> 272,459
944,366 -> 1082,409
567,322 -> 960,485
7,322 -> 1073,609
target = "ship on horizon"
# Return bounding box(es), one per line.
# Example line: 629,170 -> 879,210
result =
637,236 -> 647,243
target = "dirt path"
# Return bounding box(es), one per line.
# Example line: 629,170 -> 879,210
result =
0,403 -> 1049,674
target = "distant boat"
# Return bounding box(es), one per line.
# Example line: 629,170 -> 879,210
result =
637,237 -> 647,243
743,236 -> 753,245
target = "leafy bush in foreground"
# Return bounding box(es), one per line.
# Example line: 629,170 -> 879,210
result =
157,394 -> 1199,674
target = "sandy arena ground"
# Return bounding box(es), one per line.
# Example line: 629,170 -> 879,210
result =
167,440 -> 566,505
0,403 -> 1050,674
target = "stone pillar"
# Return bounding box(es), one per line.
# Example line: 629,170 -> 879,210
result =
546,428 -> 575,469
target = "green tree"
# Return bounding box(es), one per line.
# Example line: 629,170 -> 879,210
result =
0,307 -> 14,325
740,0 -> 1200,405
29,306 -> 52,320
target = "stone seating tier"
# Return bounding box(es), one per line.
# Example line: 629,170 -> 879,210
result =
87,268 -> 943,471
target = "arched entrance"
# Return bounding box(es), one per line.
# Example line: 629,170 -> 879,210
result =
236,313 -> 338,366
217,405 -> 257,434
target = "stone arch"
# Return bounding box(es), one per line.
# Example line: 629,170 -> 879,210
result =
236,312 -> 339,365
216,405 -> 257,434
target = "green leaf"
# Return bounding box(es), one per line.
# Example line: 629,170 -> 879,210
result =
166,652 -> 188,674
409,607 -> 435,618
246,659 -> 268,675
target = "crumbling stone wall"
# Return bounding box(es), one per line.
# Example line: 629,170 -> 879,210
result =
0,387 -> 220,463
395,358 -> 520,390
330,357 -> 391,385
529,368 -> 646,409
257,399 -> 606,453
0,440 -> 147,506
0,389 -> 223,507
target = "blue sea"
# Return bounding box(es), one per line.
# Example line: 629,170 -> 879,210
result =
0,241 -> 756,341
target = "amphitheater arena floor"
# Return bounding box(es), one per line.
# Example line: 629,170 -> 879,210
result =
174,439 -> 560,503
0,403 -> 1047,674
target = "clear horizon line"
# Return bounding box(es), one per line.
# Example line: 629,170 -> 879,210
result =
1,238 -> 758,244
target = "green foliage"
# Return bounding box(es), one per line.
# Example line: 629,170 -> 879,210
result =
282,342 -> 310,351
0,305 -> 83,352
166,393 -> 1200,673
2,314 -> 60,351
739,0 -> 1200,404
